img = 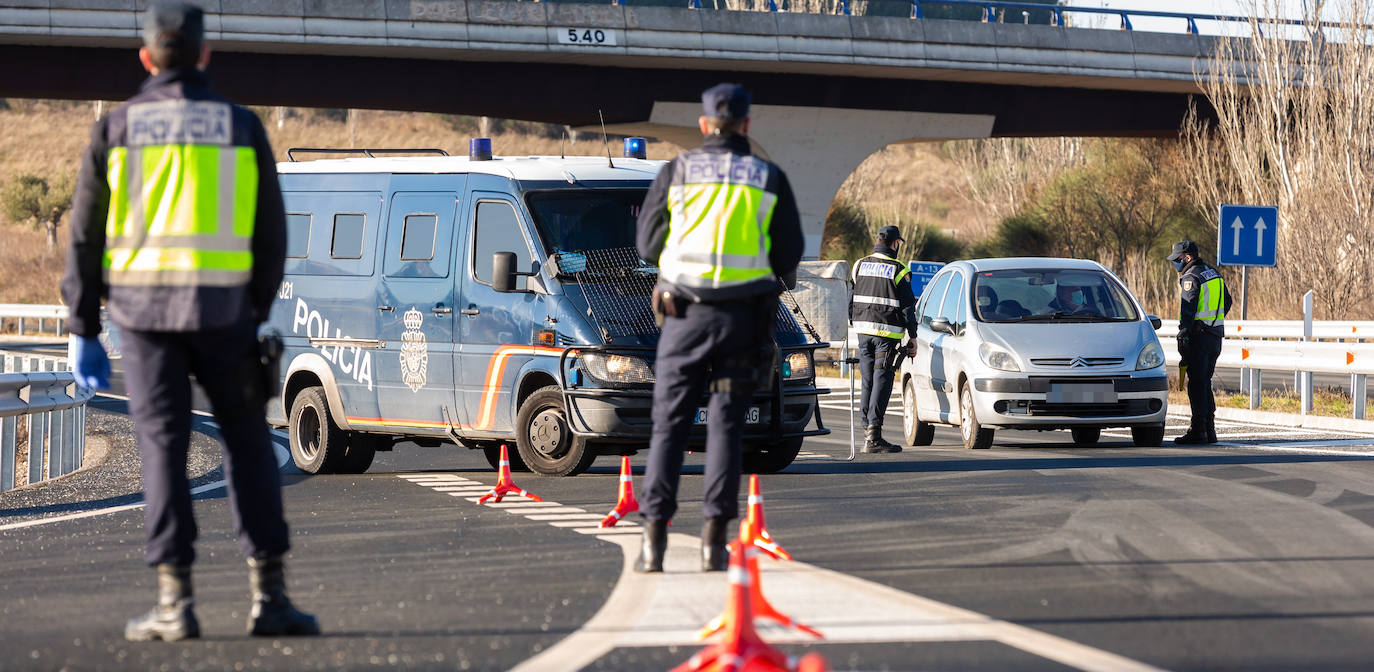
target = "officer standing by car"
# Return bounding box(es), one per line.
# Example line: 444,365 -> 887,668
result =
1167,240 -> 1232,445
62,2 -> 318,641
849,226 -> 918,453
634,83 -> 803,573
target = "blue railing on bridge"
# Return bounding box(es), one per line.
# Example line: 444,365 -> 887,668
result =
601,0 -> 1334,34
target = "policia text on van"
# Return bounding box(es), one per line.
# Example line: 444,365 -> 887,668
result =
266,141 -> 829,477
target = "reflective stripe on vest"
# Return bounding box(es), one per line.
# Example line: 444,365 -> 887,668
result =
852,253 -> 909,340
104,100 -> 257,288
852,321 -> 906,339
1195,276 -> 1225,326
660,153 -> 776,290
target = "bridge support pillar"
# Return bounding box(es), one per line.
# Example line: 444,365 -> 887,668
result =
602,103 -> 995,259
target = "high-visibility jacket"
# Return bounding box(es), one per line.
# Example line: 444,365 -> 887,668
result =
1178,260 -> 1231,338
63,68 -> 286,336
851,252 -> 913,340
636,133 -> 803,303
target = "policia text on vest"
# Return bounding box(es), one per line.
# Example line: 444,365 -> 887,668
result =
850,227 -> 919,454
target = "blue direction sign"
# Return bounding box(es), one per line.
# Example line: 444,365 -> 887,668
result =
907,261 -> 945,297
1217,204 -> 1278,267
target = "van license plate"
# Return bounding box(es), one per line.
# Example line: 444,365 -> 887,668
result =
694,407 -> 761,425
1048,383 -> 1116,404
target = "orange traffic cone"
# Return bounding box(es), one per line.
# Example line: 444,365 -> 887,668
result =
476,444 -> 543,505
698,521 -> 823,641
670,540 -> 793,672
599,455 -> 640,527
742,475 -> 792,561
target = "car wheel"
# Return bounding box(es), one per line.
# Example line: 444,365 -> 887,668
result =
337,433 -> 387,474
482,442 -> 530,472
959,381 -> 994,450
289,386 -> 347,474
1070,427 -> 1101,446
743,437 -> 803,474
903,379 -> 935,447
1131,423 -> 1165,447
515,386 -> 595,477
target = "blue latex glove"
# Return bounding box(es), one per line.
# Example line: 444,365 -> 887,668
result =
68,334 -> 111,391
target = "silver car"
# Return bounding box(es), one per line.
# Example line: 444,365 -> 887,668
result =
899,258 -> 1169,450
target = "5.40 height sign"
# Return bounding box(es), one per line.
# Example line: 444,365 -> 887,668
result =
556,27 -> 619,46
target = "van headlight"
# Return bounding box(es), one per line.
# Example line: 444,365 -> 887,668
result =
581,353 -> 655,384
978,342 -> 1020,372
1136,341 -> 1164,370
783,351 -> 813,381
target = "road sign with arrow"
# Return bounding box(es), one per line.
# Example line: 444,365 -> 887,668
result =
1217,204 -> 1278,267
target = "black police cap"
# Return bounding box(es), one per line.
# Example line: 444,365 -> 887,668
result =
1166,240 -> 1199,261
877,225 -> 905,243
143,1 -> 205,49
702,83 -> 750,121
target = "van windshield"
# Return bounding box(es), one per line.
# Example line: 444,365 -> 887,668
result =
973,269 -> 1140,323
525,189 -> 647,259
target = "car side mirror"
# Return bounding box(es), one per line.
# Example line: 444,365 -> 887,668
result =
1147,314 -> 1162,330
931,317 -> 954,335
493,252 -> 529,293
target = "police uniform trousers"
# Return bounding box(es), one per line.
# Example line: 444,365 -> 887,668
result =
1183,329 -> 1224,429
120,320 -> 290,567
641,295 -> 775,523
857,334 -> 900,429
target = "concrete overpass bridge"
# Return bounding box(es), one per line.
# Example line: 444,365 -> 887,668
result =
0,0 -> 1258,255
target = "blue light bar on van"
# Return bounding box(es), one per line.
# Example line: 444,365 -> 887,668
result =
623,137 -> 647,159
469,137 -> 493,161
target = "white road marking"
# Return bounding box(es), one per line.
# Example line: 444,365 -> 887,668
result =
0,430 -> 290,532
526,513 -> 607,521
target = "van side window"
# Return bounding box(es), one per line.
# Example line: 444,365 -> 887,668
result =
400,214 -> 437,261
919,272 -> 952,328
473,201 -> 532,290
285,213 -> 311,258
331,213 -> 366,259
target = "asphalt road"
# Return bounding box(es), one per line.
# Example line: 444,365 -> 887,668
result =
5,370 -> 1374,670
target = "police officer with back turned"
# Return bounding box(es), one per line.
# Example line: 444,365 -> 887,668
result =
1167,240 -> 1232,445
634,83 -> 803,573
62,2 -> 318,641
850,226 -> 919,453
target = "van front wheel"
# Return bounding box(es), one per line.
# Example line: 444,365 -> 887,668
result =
289,386 -> 347,474
516,386 -> 596,477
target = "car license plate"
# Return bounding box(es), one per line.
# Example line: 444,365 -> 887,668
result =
694,407 -> 762,425
1048,383 -> 1117,404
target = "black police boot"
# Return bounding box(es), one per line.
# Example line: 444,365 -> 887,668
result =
634,519 -> 668,573
701,517 -> 731,572
872,426 -> 902,453
247,556 -> 321,636
1173,427 -> 1211,445
1206,419 -> 1218,444
125,564 -> 200,642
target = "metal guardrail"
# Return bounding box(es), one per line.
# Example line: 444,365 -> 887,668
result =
0,352 -> 94,493
0,304 -> 68,338
909,1 -> 1340,32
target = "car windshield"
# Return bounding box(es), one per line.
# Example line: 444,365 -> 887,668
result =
525,188 -> 646,258
972,268 -> 1139,323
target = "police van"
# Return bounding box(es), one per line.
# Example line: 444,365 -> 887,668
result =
265,139 -> 830,477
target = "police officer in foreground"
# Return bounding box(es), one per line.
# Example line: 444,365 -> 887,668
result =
1168,240 -> 1233,445
850,226 -> 918,453
62,2 -> 318,641
634,83 -> 803,572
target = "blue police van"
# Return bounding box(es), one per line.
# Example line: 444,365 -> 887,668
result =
265,140 -> 830,477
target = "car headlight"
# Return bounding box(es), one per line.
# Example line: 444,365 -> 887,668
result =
979,342 -> 1020,372
783,351 -> 813,381
1136,341 -> 1164,370
581,353 -> 655,384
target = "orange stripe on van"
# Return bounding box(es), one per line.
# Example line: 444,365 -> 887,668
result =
345,345 -> 565,432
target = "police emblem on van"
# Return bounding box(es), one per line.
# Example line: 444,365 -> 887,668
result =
400,308 -> 428,392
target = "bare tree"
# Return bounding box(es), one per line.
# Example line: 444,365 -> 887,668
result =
1183,0 -> 1374,319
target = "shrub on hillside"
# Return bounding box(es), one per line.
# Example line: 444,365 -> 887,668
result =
1,173 -> 72,250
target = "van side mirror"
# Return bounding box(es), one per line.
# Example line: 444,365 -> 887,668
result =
931,317 -> 954,335
493,252 -> 520,293
1147,314 -> 1162,330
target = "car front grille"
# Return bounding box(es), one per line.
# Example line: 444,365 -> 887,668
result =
1030,357 -> 1125,368
1024,399 -> 1159,417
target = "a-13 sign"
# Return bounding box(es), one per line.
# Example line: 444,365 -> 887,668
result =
1217,204 -> 1278,267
